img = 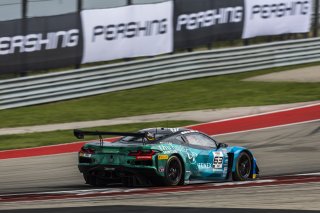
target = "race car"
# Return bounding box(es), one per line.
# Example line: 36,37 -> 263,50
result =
74,127 -> 259,186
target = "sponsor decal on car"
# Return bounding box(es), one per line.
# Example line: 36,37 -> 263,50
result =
158,155 -> 169,160
197,163 -> 213,168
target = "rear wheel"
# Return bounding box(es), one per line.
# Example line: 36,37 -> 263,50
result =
83,174 -> 107,186
163,156 -> 184,186
83,174 -> 97,186
232,152 -> 252,181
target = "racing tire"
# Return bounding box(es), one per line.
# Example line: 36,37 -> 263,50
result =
121,177 -> 131,187
232,152 -> 252,181
96,177 -> 107,187
83,174 -> 97,186
163,156 -> 184,186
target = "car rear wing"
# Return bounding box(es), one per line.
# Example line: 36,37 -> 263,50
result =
73,129 -> 155,146
74,129 -> 146,139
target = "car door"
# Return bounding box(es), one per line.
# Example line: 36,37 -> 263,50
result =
183,132 -> 228,179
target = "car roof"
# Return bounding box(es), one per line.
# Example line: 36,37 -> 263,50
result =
116,127 -> 201,143
138,127 -> 197,137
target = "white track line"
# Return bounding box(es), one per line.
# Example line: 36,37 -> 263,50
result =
187,102 -> 320,127
211,119 -> 320,137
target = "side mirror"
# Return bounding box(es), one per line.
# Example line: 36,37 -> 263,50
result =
217,143 -> 228,149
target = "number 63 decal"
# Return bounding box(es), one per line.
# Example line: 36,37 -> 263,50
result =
213,152 -> 223,169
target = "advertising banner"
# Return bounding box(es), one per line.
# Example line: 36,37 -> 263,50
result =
81,1 -> 173,64
242,0 -> 312,38
174,0 -> 245,49
0,13 -> 83,73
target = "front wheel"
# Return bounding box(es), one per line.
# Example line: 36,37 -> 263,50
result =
163,156 -> 184,186
232,152 -> 252,181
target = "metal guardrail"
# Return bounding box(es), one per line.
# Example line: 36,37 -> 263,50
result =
1,37 -> 320,110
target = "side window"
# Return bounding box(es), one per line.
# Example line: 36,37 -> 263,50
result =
161,135 -> 185,145
185,134 -> 200,146
175,136 -> 185,144
185,133 -> 216,148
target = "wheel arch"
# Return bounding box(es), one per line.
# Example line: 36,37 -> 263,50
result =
231,149 -> 254,176
170,153 -> 186,185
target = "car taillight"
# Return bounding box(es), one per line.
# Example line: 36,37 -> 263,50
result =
128,150 -> 156,160
80,147 -> 95,154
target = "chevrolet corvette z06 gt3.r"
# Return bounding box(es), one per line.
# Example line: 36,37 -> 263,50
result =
74,127 -> 259,186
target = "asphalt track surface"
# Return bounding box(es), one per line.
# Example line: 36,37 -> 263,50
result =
0,120 -> 319,212
1,206 -> 319,213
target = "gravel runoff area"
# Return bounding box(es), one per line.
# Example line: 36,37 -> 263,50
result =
244,65 -> 320,82
0,101 -> 319,136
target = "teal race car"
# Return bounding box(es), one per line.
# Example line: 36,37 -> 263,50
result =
74,127 -> 259,186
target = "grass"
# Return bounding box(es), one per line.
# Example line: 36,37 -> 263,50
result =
0,63 -> 320,128
0,120 -> 197,151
